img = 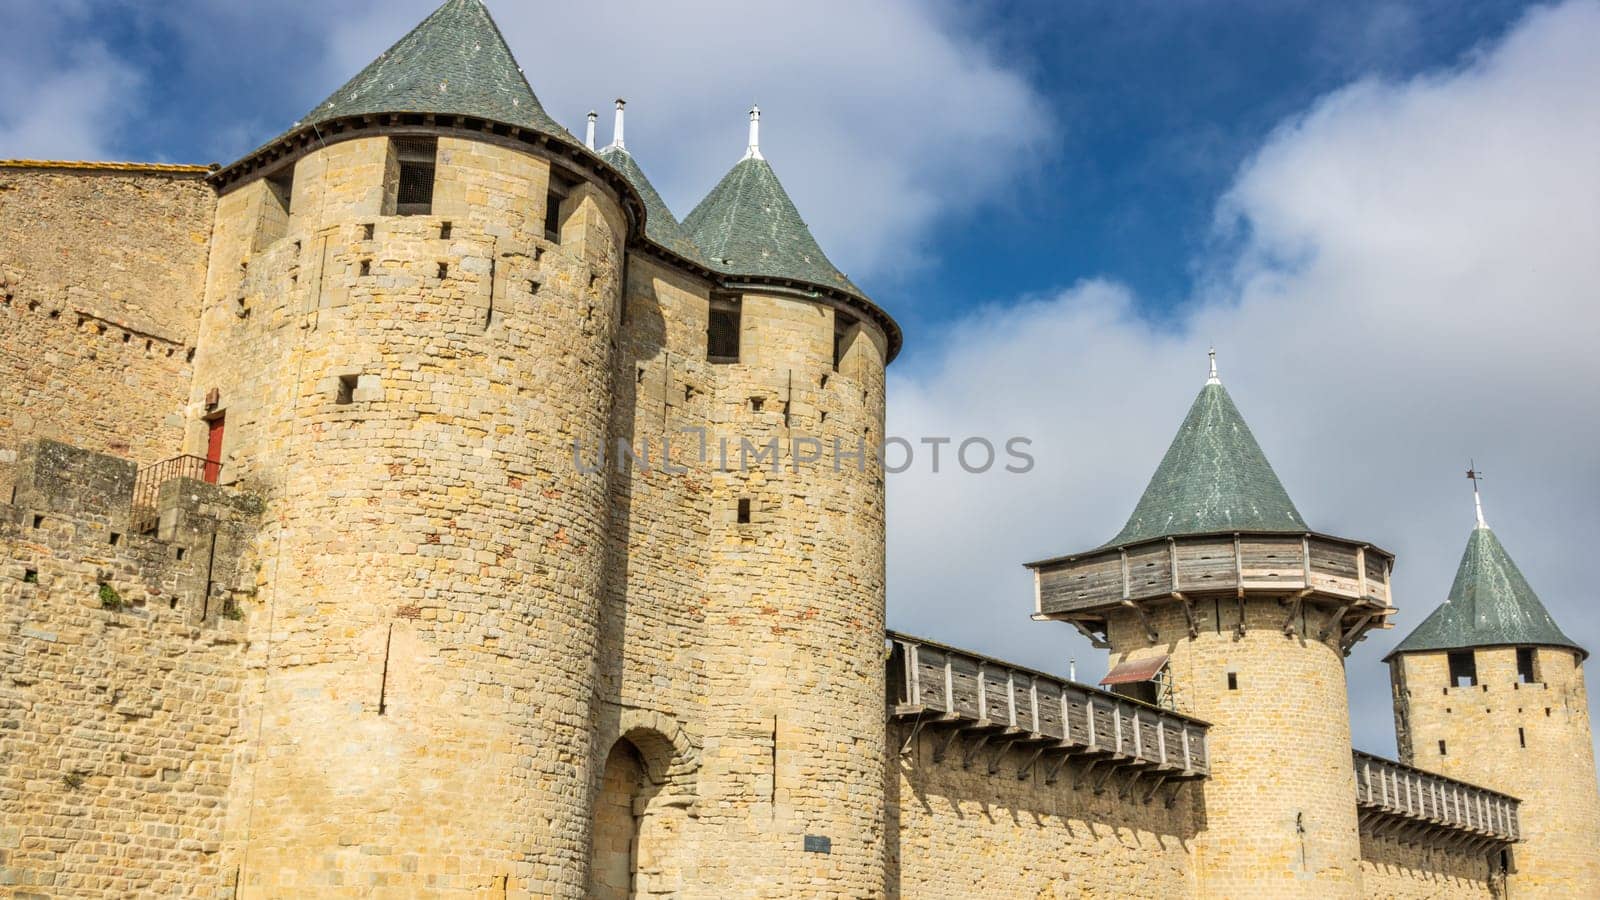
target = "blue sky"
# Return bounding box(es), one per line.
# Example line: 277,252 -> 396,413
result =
5,0 -> 1598,760
0,0 -> 1536,342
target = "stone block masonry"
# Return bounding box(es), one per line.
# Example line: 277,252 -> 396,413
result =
0,440 -> 260,896
0,164 -> 215,499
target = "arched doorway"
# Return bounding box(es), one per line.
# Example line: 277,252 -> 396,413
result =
590,740 -> 646,899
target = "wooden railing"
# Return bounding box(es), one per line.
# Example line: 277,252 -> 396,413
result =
131,454 -> 216,533
886,631 -> 1209,791
1354,750 -> 1519,845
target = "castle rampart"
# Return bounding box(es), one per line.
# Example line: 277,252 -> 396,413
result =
0,440 -> 259,895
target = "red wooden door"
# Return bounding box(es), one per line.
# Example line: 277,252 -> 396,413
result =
204,415 -> 225,483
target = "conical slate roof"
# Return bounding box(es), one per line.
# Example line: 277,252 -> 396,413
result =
1107,378 -> 1307,547
599,145 -> 707,266
294,0 -> 567,141
1389,524 -> 1583,659
684,157 -> 863,298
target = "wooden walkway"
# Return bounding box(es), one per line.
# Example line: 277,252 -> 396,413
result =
886,632 -> 1209,804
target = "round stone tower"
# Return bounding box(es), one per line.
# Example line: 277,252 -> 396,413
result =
662,107 -> 894,894
1387,490 -> 1600,896
1027,355 -> 1395,898
189,2 -> 644,894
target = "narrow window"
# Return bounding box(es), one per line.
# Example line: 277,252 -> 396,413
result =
31,515 -> 43,529
359,259 -> 372,277
108,532 -> 121,546
363,222 -> 375,240
439,221 -> 452,239
23,569 -> 37,583
833,312 -> 855,371
336,375 -> 358,405
437,262 -> 449,279
545,170 -> 577,242
1518,727 -> 1526,748
1516,647 -> 1537,684
267,167 -> 294,215
392,137 -> 437,215
1447,650 -> 1477,688
255,165 -> 294,249
708,296 -> 741,363
1438,740 -> 1447,756
1226,672 -> 1238,691
736,498 -> 752,524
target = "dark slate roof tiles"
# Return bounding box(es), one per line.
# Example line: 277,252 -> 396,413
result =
1389,524 -> 1584,658
1107,380 -> 1307,547
683,157 -> 863,299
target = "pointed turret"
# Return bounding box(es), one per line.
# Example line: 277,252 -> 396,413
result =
294,0 -> 566,140
1108,354 -> 1306,547
598,101 -> 708,265
1028,354 -> 1393,895
684,106 -> 863,297
1388,502 -> 1583,659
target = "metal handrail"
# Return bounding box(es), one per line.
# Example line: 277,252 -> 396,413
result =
131,454 -> 217,533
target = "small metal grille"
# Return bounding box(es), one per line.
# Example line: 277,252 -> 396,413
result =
392,137 -> 436,215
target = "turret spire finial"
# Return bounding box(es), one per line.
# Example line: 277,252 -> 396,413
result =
1466,461 -> 1488,528
1206,347 -> 1220,385
608,98 -> 626,151
584,110 -> 597,150
744,104 -> 764,160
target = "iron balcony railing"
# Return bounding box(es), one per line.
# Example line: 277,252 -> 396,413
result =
131,454 -> 218,533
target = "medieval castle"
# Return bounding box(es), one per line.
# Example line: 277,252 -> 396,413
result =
1,1 -> 1596,896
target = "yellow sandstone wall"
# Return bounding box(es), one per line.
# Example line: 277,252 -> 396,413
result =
1393,647 -> 1600,897
189,132 -> 627,897
888,723 -> 1200,898
0,165 -> 214,496
0,440 -> 260,896
688,291 -> 889,896
1106,599 -> 1364,897
1358,831 -> 1500,899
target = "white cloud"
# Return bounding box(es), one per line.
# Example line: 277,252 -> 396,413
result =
886,0 -> 1600,759
0,7 -> 140,161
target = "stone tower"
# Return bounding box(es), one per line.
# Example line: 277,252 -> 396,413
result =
1387,493 -> 1600,896
190,1 -> 638,892
1027,357 -> 1396,898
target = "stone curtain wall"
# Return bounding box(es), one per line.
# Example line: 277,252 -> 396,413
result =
0,441 -> 259,896
0,166 -> 214,496
1358,832 -> 1499,899
888,723 -> 1200,898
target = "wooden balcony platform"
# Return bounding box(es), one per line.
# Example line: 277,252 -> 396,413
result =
1027,531 -> 1396,649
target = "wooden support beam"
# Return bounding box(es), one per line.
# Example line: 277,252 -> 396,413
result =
1073,758 -> 1101,791
1044,751 -> 1071,786
1173,591 -> 1198,639
933,726 -> 961,764
1122,599 -> 1158,643
1092,762 -> 1121,796
961,731 -> 992,770
1280,588 -> 1312,637
1141,774 -> 1169,805
987,738 -> 1017,776
1319,604 -> 1351,642
1067,618 -> 1110,650
1017,746 -> 1045,781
